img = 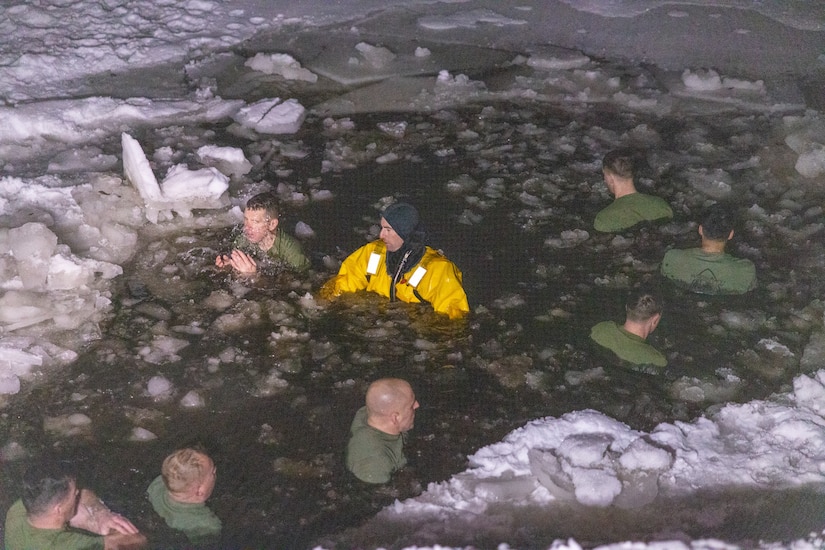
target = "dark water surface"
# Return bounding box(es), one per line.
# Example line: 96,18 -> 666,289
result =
2,77 -> 825,549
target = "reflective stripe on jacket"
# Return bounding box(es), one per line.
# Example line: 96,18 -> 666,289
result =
320,240 -> 469,319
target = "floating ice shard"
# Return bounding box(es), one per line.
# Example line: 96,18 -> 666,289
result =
160,165 -> 229,201
0,375 -> 20,395
146,375 -> 173,398
121,132 -> 162,202
354,42 -> 396,69
122,133 -> 230,222
180,390 -> 205,408
129,427 -> 158,441
233,98 -> 306,134
196,145 -> 252,177
9,222 -> 58,289
245,53 -> 318,83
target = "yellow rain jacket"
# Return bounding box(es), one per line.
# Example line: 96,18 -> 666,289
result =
320,241 -> 469,319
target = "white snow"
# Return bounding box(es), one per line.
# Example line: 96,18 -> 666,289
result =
0,0 -> 824,548
350,371 -> 825,545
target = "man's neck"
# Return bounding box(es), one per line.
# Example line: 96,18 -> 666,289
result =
27,513 -> 64,530
611,177 -> 638,199
701,239 -> 726,254
367,416 -> 400,436
622,319 -> 649,340
257,231 -> 277,252
168,490 -> 206,504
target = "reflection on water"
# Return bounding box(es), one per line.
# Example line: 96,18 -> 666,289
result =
2,100 -> 825,548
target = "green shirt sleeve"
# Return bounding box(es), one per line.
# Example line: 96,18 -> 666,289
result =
270,229 -> 311,272
5,500 -> 104,550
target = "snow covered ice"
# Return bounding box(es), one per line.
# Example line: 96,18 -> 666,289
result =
1,0 -> 825,549
337,371 -> 825,546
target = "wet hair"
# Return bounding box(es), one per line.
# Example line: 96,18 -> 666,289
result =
162,448 -> 212,494
602,149 -> 636,179
21,460 -> 75,516
245,192 -> 280,219
700,204 -> 734,240
625,289 -> 663,322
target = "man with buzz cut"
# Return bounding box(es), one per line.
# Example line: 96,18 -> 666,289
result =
594,149 -> 673,233
346,378 -> 420,484
590,288 -> 667,370
660,203 -> 756,295
215,191 -> 310,274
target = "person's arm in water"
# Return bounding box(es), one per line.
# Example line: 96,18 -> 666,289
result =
70,489 -> 147,548
413,256 -> 469,319
215,249 -> 258,274
319,243 -> 375,298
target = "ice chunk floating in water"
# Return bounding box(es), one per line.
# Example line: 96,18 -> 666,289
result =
9,222 -> 58,289
122,133 -> 229,222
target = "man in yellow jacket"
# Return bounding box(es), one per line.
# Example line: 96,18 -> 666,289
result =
320,202 -> 469,319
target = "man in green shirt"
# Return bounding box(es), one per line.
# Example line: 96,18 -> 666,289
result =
5,459 -> 146,550
346,378 -> 420,484
594,149 -> 673,232
590,288 -> 667,369
147,448 -> 221,546
215,191 -> 310,274
661,204 -> 756,294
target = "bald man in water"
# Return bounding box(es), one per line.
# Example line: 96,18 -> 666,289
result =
345,378 -> 420,484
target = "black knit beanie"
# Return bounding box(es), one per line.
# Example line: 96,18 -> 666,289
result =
381,202 -> 420,241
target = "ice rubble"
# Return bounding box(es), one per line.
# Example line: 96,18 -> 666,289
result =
121,132 -> 230,223
232,98 -> 307,135
0,198 -> 122,394
0,97 -> 312,394
355,369 -> 825,543
245,53 -> 318,83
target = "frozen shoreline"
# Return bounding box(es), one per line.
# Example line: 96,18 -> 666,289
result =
2,1 -> 825,549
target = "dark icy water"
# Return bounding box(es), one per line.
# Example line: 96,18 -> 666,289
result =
3,61 -> 825,549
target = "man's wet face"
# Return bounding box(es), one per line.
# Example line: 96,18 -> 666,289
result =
243,208 -> 274,243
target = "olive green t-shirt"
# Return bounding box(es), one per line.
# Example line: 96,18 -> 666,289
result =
661,248 -> 756,295
345,406 -> 406,484
590,321 -> 667,368
594,192 -> 673,233
4,500 -> 104,550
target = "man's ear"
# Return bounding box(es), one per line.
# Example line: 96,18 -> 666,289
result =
649,312 -> 662,331
727,229 -> 734,241
603,171 -> 614,186
698,225 -> 704,238
268,218 -> 279,232
390,412 -> 401,429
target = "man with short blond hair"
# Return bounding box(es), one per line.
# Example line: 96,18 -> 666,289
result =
147,448 -> 221,545
346,378 -> 420,484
